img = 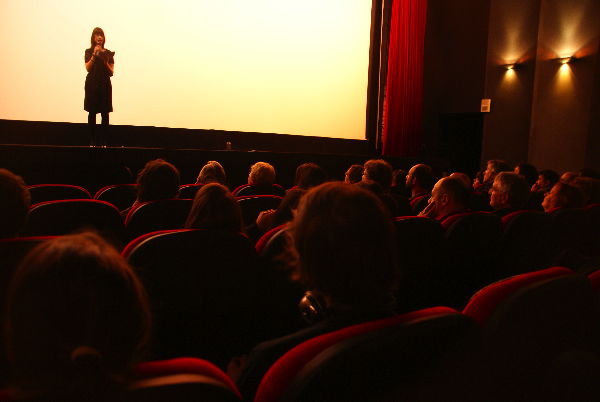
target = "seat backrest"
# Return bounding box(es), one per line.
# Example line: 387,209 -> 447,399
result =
280,312 -> 479,402
393,216 -> 444,311
254,307 -> 461,402
130,357 -> 241,402
125,199 -> 193,240
27,184 -> 91,204
179,184 -> 203,200
409,193 -> 430,214
232,184 -> 285,197
548,207 -> 594,264
439,212 -> 504,308
94,184 -> 137,211
124,229 -> 261,368
24,200 -> 125,246
500,209 -> 553,276
463,266 -> 600,401
585,203 -> 600,257
255,224 -> 287,256
236,195 -> 283,226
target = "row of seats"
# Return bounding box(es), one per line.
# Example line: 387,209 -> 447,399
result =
0,265 -> 594,401
22,194 -> 283,243
26,183 -> 287,211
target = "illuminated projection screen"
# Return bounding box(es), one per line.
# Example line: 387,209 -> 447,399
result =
0,1 -> 373,140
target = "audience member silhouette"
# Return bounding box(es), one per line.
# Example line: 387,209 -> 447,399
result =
571,177 -> 600,205
405,164 -> 436,213
195,160 -> 227,186
0,169 -> 31,239
419,177 -> 470,221
514,163 -> 538,188
560,171 -> 578,184
4,232 -> 151,401
542,182 -> 585,212
235,182 -> 399,401
122,159 -> 180,216
489,172 -> 531,216
344,164 -> 363,184
293,163 -> 326,190
532,169 -> 559,193
184,183 -> 242,233
235,162 -> 284,197
476,159 -> 511,194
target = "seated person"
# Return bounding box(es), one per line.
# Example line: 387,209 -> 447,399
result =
234,182 -> 399,401
344,164 -> 363,184
514,163 -> 538,188
362,160 -> 410,216
571,177 -> 600,205
294,163 -> 327,190
0,169 -> 30,238
195,160 -> 227,186
122,159 -> 180,217
185,183 -> 242,233
489,172 -> 530,216
419,177 -> 470,221
4,232 -> 151,401
476,159 -> 512,194
542,182 -> 585,212
405,164 -> 436,214
234,162 -> 285,197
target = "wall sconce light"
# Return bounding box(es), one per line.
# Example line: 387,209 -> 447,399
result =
554,56 -> 576,64
500,63 -> 519,70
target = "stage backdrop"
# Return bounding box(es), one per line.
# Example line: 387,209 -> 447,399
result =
0,0 -> 372,140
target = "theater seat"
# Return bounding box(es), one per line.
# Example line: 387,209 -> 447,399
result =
500,209 -> 552,276
254,307 -> 478,402
463,267 -> 600,401
232,184 -> 285,197
124,199 -> 193,240
24,199 -> 125,246
393,216 -> 444,311
27,184 -> 91,204
439,211 -> 503,309
130,357 -> 241,402
179,184 -> 204,200
94,183 -> 137,211
235,195 -> 282,226
123,229 -> 261,369
547,207 -> 594,268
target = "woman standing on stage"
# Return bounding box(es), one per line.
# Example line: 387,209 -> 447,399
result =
84,27 -> 114,147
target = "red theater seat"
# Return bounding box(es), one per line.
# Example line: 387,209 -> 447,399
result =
232,184 -> 285,197
254,307 -> 477,402
124,199 -> 193,240
178,184 -> 204,199
235,195 -> 282,227
94,183 -> 137,211
130,357 -> 241,402
463,267 -> 600,401
27,184 -> 91,204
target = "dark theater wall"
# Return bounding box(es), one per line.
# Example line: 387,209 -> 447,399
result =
424,0 -> 599,174
528,0 -> 600,173
481,0 -> 541,166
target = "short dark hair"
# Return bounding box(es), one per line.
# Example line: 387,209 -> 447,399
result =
197,161 -> 226,185
539,170 -> 560,187
487,160 -> 512,175
5,232 -> 151,396
295,163 -> 327,189
185,183 -> 242,232
363,160 -> 393,190
136,159 -> 180,202
495,172 -> 530,208
292,182 -> 398,306
411,164 -> 436,190
0,169 -> 31,238
345,165 -> 363,184
515,163 -> 538,187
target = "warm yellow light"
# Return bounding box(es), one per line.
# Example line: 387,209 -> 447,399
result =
0,0 -> 372,140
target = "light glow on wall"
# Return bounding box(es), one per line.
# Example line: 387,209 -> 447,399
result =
0,0 -> 372,140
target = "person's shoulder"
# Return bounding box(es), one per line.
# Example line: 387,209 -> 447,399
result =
85,48 -> 92,54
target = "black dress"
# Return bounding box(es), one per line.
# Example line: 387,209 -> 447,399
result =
84,48 -> 114,113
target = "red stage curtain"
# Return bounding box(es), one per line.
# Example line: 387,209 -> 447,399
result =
382,0 -> 428,157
